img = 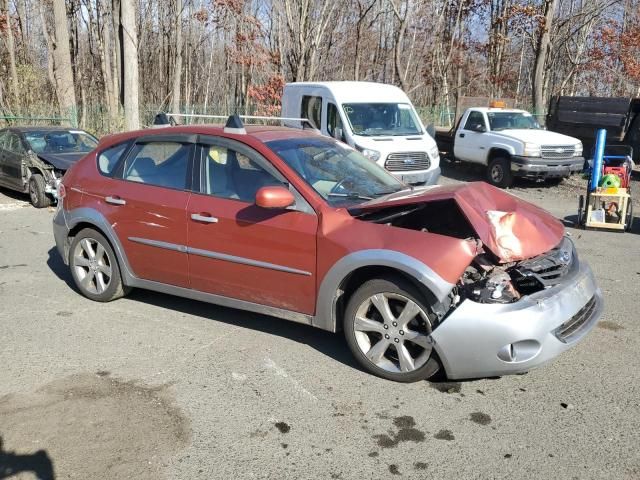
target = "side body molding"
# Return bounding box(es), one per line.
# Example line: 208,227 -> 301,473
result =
314,249 -> 455,333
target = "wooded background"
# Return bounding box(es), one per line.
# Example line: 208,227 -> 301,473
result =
1,0 -> 639,134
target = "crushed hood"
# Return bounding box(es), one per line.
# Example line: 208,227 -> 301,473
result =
355,182 -> 565,263
37,152 -> 86,171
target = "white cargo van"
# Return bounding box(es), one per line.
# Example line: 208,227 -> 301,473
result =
281,81 -> 440,185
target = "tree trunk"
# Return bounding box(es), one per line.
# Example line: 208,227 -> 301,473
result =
121,0 -> 139,129
52,0 -> 77,120
533,0 -> 558,115
1,0 -> 20,107
170,0 -> 183,113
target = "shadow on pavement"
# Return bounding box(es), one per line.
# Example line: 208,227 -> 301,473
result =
47,247 -> 77,291
45,246 -> 361,372
0,437 -> 55,480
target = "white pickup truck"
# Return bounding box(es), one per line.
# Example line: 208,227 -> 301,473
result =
435,106 -> 584,187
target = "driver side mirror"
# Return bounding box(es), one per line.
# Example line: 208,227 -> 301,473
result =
255,186 -> 295,209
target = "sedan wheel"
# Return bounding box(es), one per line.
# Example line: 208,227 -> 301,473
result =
69,228 -> 129,302
344,277 -> 440,382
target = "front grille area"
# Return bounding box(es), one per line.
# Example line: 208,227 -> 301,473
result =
385,152 -> 431,171
511,237 -> 575,293
554,296 -> 597,343
541,145 -> 576,159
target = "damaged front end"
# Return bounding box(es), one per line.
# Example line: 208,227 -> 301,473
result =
456,236 -> 576,307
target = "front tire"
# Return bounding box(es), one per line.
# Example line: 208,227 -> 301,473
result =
28,174 -> 51,208
486,157 -> 513,188
69,228 -> 129,302
343,277 -> 440,383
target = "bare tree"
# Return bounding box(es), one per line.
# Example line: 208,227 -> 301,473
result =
52,0 -> 77,118
121,0 -> 139,129
170,0 -> 182,112
1,0 -> 19,106
532,0 -> 558,114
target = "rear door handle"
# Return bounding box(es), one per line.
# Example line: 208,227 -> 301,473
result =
191,213 -> 218,223
105,196 -> 126,205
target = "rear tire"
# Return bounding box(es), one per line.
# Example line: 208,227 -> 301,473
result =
487,157 -> 513,188
69,228 -> 129,302
28,174 -> 51,208
343,276 -> 441,383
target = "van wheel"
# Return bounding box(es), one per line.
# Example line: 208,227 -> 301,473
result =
343,276 -> 440,383
487,157 -> 513,188
69,228 -> 129,302
28,174 -> 51,208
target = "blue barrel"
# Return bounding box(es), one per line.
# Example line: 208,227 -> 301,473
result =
590,128 -> 606,191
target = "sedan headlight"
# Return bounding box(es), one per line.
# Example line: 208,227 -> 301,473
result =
523,143 -> 541,157
575,142 -> 583,156
355,145 -> 381,162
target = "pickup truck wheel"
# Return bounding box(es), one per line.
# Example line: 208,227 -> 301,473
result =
28,174 -> 52,208
487,157 -> 513,188
343,277 -> 440,383
69,228 -> 129,302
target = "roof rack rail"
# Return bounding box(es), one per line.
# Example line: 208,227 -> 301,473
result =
152,112 -> 316,133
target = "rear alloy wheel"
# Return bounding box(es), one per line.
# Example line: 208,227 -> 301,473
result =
28,174 -> 51,208
486,157 -> 513,188
69,228 -> 129,302
344,277 -> 440,382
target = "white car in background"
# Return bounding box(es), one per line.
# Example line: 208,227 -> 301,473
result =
282,81 -> 441,186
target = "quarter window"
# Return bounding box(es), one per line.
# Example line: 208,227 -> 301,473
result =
201,145 -> 286,202
98,142 -> 130,175
301,95 -> 322,129
123,142 -> 191,190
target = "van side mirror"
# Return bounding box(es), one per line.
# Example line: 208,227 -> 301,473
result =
334,127 -> 345,143
255,186 -> 295,209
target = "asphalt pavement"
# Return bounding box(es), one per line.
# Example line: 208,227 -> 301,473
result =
1,168 -> 639,479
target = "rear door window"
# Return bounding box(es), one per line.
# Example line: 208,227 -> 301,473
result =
123,142 -> 192,190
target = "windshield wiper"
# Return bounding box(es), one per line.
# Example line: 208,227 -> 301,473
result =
327,192 -> 374,201
372,186 -> 411,196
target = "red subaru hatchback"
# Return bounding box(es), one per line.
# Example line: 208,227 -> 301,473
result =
53,117 -> 602,382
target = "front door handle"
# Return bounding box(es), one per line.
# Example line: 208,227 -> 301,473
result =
191,213 -> 218,223
459,133 -> 466,138
105,196 -> 126,205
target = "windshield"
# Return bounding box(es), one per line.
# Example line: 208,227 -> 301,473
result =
24,130 -> 98,154
343,103 -> 422,136
487,112 -> 540,131
266,137 -> 406,207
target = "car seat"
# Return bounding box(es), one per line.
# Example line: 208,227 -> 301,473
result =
127,157 -> 156,183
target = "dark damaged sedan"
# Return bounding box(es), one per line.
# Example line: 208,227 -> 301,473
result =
0,126 -> 98,207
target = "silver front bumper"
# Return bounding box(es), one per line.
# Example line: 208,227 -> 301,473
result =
431,259 -> 603,380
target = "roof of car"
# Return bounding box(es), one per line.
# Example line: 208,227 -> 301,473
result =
99,124 -> 323,147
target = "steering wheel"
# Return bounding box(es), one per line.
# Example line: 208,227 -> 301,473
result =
330,178 -> 352,195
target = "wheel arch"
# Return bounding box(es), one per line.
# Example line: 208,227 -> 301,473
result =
313,249 -> 454,333
63,208 -> 135,284
487,146 -> 513,162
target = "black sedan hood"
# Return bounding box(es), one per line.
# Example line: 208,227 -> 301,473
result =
37,152 -> 86,171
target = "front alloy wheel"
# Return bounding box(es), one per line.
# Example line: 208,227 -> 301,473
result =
344,277 -> 440,382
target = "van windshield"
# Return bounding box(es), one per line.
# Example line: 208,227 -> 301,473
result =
343,103 -> 423,136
